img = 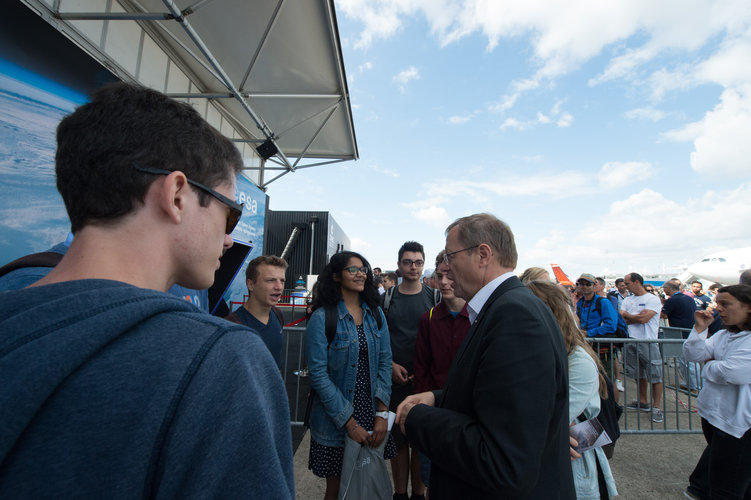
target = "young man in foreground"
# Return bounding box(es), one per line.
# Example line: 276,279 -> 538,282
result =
0,83 -> 294,498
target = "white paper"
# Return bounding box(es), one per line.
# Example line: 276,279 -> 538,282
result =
570,417 -> 612,454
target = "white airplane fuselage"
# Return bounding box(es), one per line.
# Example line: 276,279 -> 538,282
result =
686,247 -> 751,285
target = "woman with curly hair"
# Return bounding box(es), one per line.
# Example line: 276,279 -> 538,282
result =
305,251 -> 396,499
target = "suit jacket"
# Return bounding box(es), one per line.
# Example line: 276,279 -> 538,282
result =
405,276 -> 575,499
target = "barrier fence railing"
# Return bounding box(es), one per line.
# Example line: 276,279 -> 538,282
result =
282,324 -> 703,433
589,329 -> 702,434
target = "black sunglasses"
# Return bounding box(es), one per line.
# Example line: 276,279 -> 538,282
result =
133,165 -> 243,234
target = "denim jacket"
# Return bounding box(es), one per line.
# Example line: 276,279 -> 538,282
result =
305,300 -> 392,447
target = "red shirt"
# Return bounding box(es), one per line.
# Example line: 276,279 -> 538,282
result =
413,300 -> 471,393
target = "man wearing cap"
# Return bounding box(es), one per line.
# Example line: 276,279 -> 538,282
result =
574,273 -> 619,380
574,273 -> 619,339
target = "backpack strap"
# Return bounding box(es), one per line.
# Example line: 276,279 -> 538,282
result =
433,287 -> 441,306
224,311 -> 242,324
383,286 -> 395,315
271,305 -> 284,327
324,305 -> 337,344
0,251 -> 64,278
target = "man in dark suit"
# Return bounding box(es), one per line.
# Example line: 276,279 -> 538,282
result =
396,213 -> 575,499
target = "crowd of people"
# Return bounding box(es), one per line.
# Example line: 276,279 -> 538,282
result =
1,83 -> 749,499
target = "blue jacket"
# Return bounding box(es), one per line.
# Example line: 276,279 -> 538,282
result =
305,300 -> 392,447
0,280 -> 294,498
577,295 -> 618,337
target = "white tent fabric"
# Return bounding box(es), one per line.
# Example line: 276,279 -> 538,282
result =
21,0 -> 358,188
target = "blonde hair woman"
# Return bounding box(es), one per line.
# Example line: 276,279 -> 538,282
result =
526,280 -> 617,499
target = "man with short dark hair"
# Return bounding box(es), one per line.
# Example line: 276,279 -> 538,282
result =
691,281 -> 712,311
382,271 -> 397,291
225,255 -> 288,369
397,213 -> 574,499
661,279 -> 696,329
384,241 -> 436,500
0,83 -> 294,497
740,269 -> 751,285
621,272 -> 664,423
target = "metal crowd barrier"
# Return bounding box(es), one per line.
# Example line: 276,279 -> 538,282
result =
589,328 -> 702,434
282,324 -> 704,433
281,325 -> 309,427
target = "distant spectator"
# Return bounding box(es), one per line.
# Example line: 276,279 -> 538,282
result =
374,274 -> 385,295
374,267 -> 382,277
661,279 -> 696,330
741,269 -> 751,285
595,277 -> 608,298
691,281 -> 712,310
382,272 -> 397,291
519,266 -> 551,284
622,273 -> 664,423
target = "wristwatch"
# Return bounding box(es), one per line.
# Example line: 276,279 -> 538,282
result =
375,411 -> 389,420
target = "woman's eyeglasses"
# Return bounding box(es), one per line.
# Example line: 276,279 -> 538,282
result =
344,266 -> 369,275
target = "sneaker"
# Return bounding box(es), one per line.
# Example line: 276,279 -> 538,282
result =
627,400 -> 651,412
651,407 -> 663,423
615,379 -> 624,392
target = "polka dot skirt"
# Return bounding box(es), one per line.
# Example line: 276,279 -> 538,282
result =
309,324 -> 397,478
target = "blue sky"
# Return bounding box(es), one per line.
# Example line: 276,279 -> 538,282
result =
268,1 -> 751,278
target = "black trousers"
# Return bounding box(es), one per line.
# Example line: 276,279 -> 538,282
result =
687,418 -> 751,500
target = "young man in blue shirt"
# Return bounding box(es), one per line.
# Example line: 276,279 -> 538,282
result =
226,255 -> 288,369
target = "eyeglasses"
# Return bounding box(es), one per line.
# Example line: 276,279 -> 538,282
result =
344,266 -> 369,275
401,259 -> 424,268
133,165 -> 243,234
443,245 -> 479,264
576,282 -> 593,287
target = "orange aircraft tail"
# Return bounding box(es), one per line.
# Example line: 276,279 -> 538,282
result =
550,264 -> 574,287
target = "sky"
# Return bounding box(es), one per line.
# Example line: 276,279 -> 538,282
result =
266,0 -> 751,279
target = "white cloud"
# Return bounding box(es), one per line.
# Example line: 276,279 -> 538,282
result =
392,66 -> 420,92
597,161 -> 653,190
447,110 -> 480,124
523,184 -> 751,276
501,101 -> 572,130
624,107 -> 667,122
359,61 -> 373,72
556,113 -> 573,127
367,162 -> 400,177
349,236 -> 372,252
410,205 -> 452,228
663,88 -> 751,177
423,170 -> 591,200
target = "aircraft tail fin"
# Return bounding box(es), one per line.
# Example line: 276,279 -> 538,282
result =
550,264 -> 574,287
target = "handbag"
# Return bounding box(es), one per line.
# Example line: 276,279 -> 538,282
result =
338,436 -> 391,500
303,389 -> 315,428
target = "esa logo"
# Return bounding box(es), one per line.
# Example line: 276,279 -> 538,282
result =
237,191 -> 258,215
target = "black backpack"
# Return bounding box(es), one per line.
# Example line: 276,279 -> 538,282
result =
578,296 -> 629,339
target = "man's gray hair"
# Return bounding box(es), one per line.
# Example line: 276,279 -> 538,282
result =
446,213 -> 518,269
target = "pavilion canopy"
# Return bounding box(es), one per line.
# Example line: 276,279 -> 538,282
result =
21,0 -> 358,188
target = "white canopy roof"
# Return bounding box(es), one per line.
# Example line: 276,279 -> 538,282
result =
22,0 -> 358,188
